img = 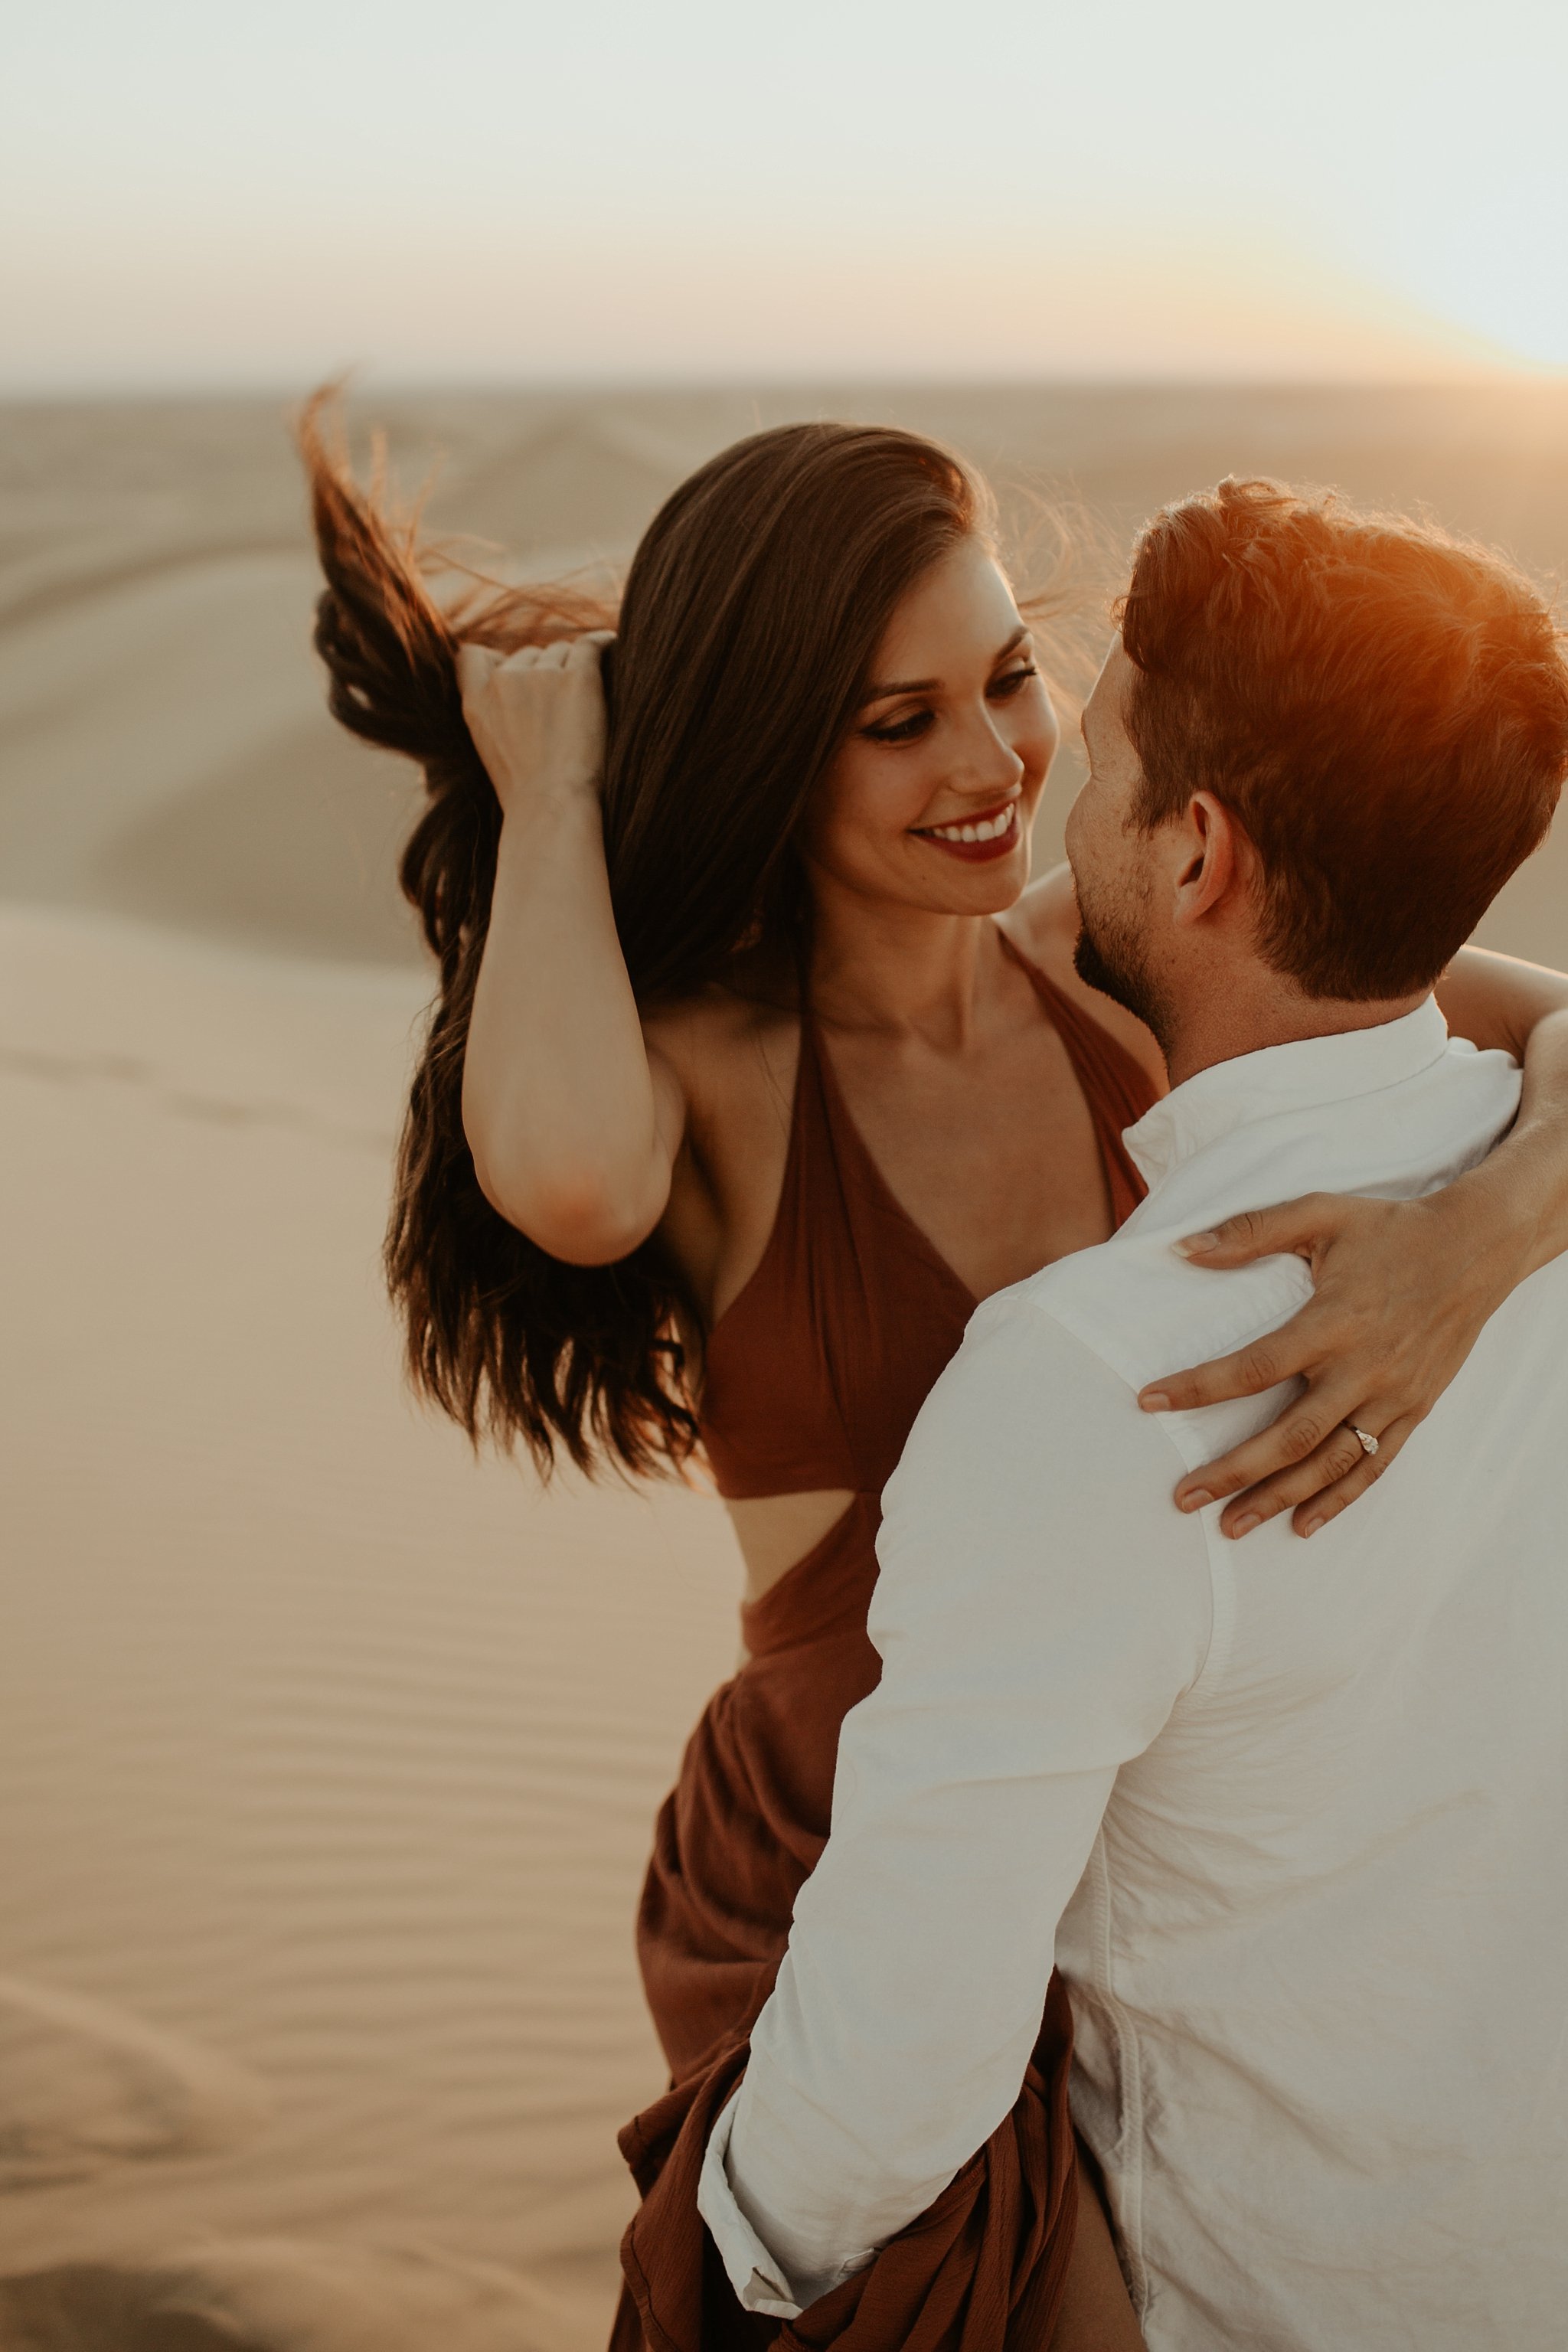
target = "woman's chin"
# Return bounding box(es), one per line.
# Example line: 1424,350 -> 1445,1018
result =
890,852 -> 1031,920
807,832 -> 1033,923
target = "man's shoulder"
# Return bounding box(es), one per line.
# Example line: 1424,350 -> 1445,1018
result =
878,1250 -> 1218,1718
978,1227 -> 1313,1450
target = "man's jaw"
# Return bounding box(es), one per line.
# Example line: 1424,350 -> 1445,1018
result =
1073,910 -> 1173,1059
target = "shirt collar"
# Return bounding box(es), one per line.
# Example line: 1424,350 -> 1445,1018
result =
1123,996 -> 1452,1193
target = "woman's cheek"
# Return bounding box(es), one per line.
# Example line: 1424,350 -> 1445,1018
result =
1028,697 -> 1061,783
849,747 -> 938,846
805,760 -> 920,881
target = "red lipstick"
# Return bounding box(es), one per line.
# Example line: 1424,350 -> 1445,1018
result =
912,800 -> 1021,864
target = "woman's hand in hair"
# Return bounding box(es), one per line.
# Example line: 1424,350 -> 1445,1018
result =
459,625 -> 688,1268
458,633 -> 612,816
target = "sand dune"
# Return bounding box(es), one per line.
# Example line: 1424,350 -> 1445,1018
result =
0,1978 -> 271,2191
0,547 -> 424,965
0,906 -> 740,2341
3,386 -> 1566,2351
0,2239 -> 595,2352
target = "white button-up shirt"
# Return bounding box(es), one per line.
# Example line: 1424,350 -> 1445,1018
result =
697,1000 -> 1568,2350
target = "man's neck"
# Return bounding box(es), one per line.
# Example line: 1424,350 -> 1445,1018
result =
1161,975 -> 1429,1092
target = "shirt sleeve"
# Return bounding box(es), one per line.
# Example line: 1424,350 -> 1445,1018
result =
697,1295 -> 1214,2314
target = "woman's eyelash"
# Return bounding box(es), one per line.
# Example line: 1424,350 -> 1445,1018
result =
864,710 -> 933,744
862,665 -> 1038,746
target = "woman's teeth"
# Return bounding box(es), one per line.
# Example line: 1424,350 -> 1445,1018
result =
924,808 -> 1015,844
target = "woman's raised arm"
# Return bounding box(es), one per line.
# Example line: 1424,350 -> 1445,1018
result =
1139,944 -> 1568,1537
459,639 -> 686,1266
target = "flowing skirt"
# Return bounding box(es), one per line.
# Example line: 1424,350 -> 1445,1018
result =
612,1499 -> 1080,2352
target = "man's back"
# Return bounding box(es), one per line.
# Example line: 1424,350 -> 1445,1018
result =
1027,1004 -> 1568,2347
700,1002 -> 1566,2351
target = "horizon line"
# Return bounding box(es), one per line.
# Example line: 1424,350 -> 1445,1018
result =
5,364 -> 1567,406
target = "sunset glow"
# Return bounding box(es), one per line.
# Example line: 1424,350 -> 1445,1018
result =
5,0 -> 1565,387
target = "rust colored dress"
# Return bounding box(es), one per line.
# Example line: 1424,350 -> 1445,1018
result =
614,936 -> 1155,2352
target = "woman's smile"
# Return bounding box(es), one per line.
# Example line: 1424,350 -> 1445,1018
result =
911,797 -> 1022,862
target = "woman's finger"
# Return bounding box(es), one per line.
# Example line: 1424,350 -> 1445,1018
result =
1290,1418 -> 1416,1537
1172,1374 -> 1370,1511
1211,1416 -> 1386,1539
1173,1192 -> 1344,1269
456,641 -> 502,704
458,629 -> 610,808
1140,1323 -> 1318,1415
1142,1207 -> 1395,1417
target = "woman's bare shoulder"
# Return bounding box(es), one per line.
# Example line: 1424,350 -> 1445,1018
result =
642,967 -> 802,1276
1003,864 -> 1168,1091
641,962 -> 800,1115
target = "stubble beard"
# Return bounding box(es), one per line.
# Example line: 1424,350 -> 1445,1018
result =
1073,883 -> 1173,1058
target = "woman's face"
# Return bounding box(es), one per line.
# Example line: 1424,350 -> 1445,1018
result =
802,537 -> 1059,918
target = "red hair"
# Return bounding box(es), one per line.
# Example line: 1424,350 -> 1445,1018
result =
1119,478 -> 1568,999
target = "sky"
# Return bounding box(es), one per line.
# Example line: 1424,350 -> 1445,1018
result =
5,0 -> 1566,388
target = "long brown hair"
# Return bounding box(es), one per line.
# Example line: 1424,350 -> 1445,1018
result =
301,400 -> 993,1476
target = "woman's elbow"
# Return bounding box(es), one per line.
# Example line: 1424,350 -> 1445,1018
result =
469,1148 -> 662,1266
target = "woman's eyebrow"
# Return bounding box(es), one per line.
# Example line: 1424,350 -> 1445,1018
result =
860,624 -> 1029,706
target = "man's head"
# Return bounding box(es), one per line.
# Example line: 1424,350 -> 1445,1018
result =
1066,479 -> 1568,1070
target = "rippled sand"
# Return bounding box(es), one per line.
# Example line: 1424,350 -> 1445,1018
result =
0,908 -> 740,2343
2,385 -> 1565,2350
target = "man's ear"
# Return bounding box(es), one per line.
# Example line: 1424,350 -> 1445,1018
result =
1171,791 -> 1249,928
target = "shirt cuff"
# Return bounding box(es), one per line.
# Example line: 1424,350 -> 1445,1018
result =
697,2090 -> 805,2318
697,2089 -> 873,2318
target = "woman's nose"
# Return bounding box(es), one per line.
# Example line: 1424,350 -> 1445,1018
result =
954,707 -> 1025,795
